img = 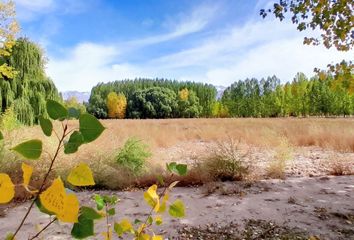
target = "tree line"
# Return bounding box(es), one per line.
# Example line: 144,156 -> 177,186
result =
221,72 -> 353,117
86,79 -> 217,119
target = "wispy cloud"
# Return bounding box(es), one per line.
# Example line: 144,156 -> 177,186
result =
45,2 -> 353,92
127,3 -> 219,47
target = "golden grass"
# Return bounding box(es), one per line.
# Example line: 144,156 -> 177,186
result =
1,117 -> 353,191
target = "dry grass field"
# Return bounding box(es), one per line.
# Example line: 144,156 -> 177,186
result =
1,117 -> 353,191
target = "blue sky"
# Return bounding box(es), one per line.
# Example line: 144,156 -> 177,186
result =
15,0 -> 353,92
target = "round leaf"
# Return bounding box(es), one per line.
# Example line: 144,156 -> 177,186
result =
81,206 -> 103,220
67,163 -> 95,186
12,140 -> 42,160
79,114 -> 105,143
39,116 -> 53,137
0,173 -> 15,204
168,199 -> 185,218
47,100 -> 68,120
64,131 -> 84,154
71,215 -> 94,239
39,178 -> 79,223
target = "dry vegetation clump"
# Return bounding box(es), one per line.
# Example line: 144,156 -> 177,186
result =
190,139 -> 253,182
327,154 -> 354,176
266,138 -> 293,179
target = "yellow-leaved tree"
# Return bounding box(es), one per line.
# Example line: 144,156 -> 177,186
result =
178,88 -> 189,101
107,92 -> 127,119
0,0 -> 19,79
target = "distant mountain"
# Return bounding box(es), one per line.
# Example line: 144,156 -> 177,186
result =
215,85 -> 226,99
61,91 -> 90,103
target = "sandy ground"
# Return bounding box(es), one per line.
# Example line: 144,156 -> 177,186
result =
1,175 -> 353,239
153,142 -> 354,177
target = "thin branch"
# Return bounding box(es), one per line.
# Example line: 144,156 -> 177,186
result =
11,124 -> 68,239
28,218 -> 57,240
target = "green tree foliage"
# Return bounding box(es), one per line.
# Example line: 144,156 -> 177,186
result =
222,72 -> 353,117
0,0 -> 19,79
127,87 -> 178,119
177,88 -> 202,118
87,78 -> 216,118
0,38 -> 60,125
260,0 -> 353,51
211,101 -> 229,118
64,96 -> 86,115
261,1 -> 353,78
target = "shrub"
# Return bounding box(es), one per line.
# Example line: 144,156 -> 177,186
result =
0,107 -> 21,131
266,138 -> 293,179
196,139 -> 251,181
115,137 -> 151,175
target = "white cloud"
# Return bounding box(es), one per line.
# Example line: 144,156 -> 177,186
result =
46,4 -> 353,92
46,43 -> 136,91
127,3 -> 219,47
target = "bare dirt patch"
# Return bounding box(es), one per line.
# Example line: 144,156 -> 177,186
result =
1,176 -> 353,239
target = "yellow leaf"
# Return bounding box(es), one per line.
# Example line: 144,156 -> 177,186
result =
152,235 -> 163,240
137,223 -> 147,235
157,193 -> 169,213
22,162 -> 33,187
67,163 -> 95,186
39,178 -> 79,223
40,178 -> 66,214
155,215 -> 162,225
143,184 -> 159,212
120,219 -> 133,232
137,233 -> 150,240
0,173 -> 15,204
57,194 -> 79,223
102,229 -> 112,240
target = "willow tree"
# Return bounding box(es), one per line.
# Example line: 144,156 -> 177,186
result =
0,38 -> 60,125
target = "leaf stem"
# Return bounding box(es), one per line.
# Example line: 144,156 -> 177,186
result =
28,218 -> 57,240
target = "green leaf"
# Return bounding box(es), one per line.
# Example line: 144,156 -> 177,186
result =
166,162 -> 187,176
168,199 -> 185,218
5,233 -> 15,240
79,114 -> 105,143
114,222 -> 124,236
134,219 -> 142,225
68,107 -> 80,119
147,216 -> 153,225
166,162 -> 177,173
176,164 -> 188,176
94,194 -> 104,210
46,100 -> 68,120
107,208 -> 115,216
80,206 -> 102,220
39,116 -> 53,137
64,131 -> 84,154
0,131 -> 3,140
12,139 -> 42,160
71,215 -> 94,239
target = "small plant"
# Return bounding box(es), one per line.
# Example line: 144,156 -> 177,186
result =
0,107 -> 21,131
266,138 -> 293,179
201,139 -> 251,181
0,99 -> 187,240
115,137 -> 152,175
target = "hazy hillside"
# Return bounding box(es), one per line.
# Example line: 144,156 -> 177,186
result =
61,91 -> 90,103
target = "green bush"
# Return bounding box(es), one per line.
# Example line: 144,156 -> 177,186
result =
115,137 -> 151,175
0,107 -> 21,131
